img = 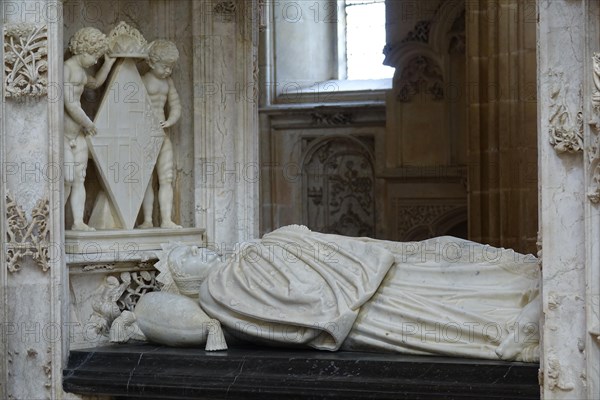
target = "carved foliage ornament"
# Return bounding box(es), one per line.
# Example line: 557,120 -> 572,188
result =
588,54 -> 600,202
214,1 -> 237,22
5,193 -> 50,272
303,138 -> 375,237
88,270 -> 158,336
311,112 -> 353,126
258,0 -> 267,32
401,20 -> 431,44
393,203 -> 459,240
3,23 -> 48,99
547,70 -> 583,154
397,56 -> 444,102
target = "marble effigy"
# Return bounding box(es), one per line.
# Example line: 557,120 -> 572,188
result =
111,225 -> 540,362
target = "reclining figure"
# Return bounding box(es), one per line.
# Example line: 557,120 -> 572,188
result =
111,225 -> 540,362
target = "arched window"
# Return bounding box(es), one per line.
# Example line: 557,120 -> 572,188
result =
263,0 -> 393,104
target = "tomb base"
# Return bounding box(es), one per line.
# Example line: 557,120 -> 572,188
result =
65,228 -> 205,259
63,343 -> 540,400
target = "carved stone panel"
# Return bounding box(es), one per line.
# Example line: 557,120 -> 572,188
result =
396,56 -> 444,102
302,136 -> 375,237
391,199 -> 467,241
5,193 -> 50,272
589,54 -> 600,202
3,23 -> 48,99
88,59 -> 165,229
547,69 -> 583,154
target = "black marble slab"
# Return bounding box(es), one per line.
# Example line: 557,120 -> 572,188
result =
63,343 -> 540,400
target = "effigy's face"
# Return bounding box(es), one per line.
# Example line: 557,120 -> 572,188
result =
170,245 -> 224,279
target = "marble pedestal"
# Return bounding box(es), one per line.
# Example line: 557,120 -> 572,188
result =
65,228 -> 206,254
63,344 -> 540,400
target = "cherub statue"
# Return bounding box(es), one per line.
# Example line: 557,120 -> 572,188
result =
139,39 -> 183,229
64,27 -> 116,231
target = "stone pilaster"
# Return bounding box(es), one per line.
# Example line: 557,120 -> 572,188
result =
193,0 -> 260,246
538,0 -> 588,398
1,0 -> 67,398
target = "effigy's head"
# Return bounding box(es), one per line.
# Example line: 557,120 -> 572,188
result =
69,27 -> 109,58
167,245 -> 223,297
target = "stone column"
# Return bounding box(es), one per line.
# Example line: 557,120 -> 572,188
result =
538,0 -> 589,398
466,0 -> 538,254
193,0 -> 260,247
1,0 -> 67,398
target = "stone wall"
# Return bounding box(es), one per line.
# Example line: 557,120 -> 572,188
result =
466,0 -> 538,255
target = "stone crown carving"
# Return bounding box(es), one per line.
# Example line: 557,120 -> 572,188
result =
107,21 -> 149,58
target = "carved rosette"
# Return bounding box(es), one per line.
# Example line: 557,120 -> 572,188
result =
396,56 -> 444,102
3,23 -> 48,99
5,193 -> 50,272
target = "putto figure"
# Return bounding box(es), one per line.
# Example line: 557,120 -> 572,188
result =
64,27 -> 115,231
139,39 -> 182,229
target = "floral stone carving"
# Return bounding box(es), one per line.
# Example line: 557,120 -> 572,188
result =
5,193 -> 50,272
3,23 -> 48,99
589,54 -> 600,202
547,70 -> 583,154
396,56 -> 444,102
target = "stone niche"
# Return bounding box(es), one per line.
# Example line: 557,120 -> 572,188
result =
61,0 -> 259,349
63,1 -> 197,231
